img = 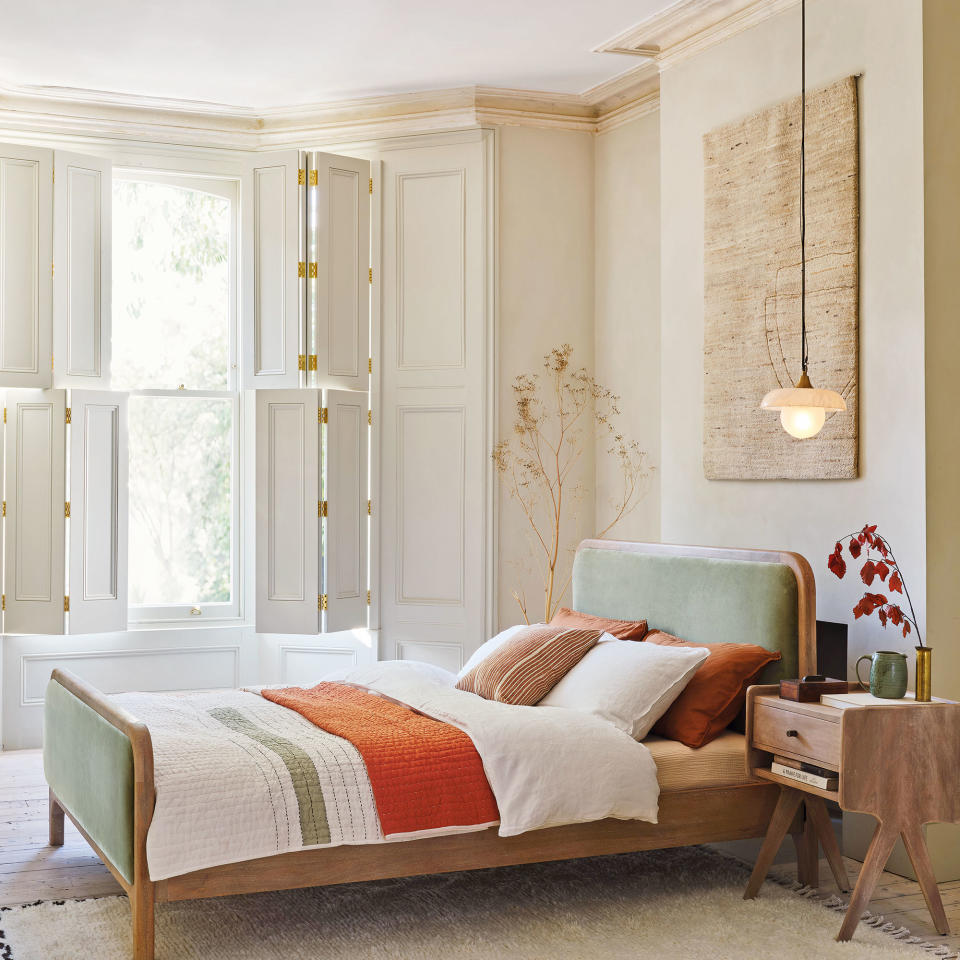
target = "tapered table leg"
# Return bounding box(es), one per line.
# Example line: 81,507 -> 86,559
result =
837,821 -> 899,942
793,815 -> 819,888
901,821 -> 950,936
744,786 -> 805,899
805,796 -> 849,893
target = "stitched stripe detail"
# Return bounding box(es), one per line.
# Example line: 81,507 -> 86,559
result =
208,707 -> 331,846
456,626 -> 602,705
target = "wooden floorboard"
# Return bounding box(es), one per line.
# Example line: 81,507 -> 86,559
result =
1,748 -> 959,952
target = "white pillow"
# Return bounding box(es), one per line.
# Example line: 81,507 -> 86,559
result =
457,624 -> 542,680
538,640 -> 709,740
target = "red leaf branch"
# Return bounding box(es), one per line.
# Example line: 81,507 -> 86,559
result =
827,524 -> 923,645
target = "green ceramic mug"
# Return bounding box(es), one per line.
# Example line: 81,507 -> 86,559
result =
856,650 -> 908,699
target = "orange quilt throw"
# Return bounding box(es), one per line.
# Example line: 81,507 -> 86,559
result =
263,682 -> 499,836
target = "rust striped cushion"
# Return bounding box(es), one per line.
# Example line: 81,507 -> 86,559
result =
455,625 -> 602,705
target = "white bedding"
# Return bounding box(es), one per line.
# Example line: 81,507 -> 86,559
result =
115,661 -> 660,880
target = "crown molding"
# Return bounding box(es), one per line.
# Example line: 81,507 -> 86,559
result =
593,0 -> 799,68
0,64 -> 660,150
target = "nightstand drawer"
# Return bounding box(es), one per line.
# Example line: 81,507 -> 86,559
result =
752,702 -> 841,769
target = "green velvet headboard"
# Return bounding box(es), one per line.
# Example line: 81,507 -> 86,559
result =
571,539 -> 816,683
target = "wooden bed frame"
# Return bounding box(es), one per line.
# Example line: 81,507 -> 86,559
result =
46,541 -> 816,960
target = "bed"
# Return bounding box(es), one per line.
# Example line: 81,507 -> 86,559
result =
43,539 -> 816,960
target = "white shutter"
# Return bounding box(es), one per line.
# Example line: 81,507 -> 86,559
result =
256,389 -> 320,634
312,152 -> 370,391
241,151 -> 305,388
0,144 -> 52,388
323,388 -> 368,632
67,390 -> 127,634
3,389 -> 66,634
53,152 -> 111,387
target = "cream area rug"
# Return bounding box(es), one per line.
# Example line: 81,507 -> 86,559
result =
0,846 -> 943,960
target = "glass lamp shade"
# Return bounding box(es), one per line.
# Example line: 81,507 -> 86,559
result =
760,374 -> 846,439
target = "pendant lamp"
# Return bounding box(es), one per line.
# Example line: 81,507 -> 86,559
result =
760,0 -> 846,439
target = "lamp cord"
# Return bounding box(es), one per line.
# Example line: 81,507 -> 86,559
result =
800,0 -> 808,374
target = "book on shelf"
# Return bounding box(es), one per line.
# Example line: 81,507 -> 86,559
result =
820,691 -> 954,709
770,760 -> 838,791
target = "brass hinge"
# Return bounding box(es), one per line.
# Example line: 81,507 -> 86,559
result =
309,169 -> 318,187
64,501 -> 70,519
2,594 -> 5,611
368,267 -> 373,284
367,499 -> 372,516
319,406 -> 328,424
2,407 -> 5,424
298,261 -> 306,278
368,357 -> 372,374
298,168 -> 306,185
1,500 -> 5,517
64,596 -> 70,612
308,262 -> 318,279
51,262 -> 55,279
318,499 -> 328,518
319,594 -> 328,611
65,407 -> 72,424
369,177 -> 373,194
298,353 -> 307,371
308,354 -> 318,371
367,589 -> 371,605
368,409 -> 372,426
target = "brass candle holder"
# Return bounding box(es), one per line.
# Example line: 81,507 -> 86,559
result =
915,646 -> 932,702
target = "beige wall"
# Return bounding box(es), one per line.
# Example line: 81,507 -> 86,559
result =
657,0 -> 926,681
495,124 -> 595,628
594,111 -> 662,544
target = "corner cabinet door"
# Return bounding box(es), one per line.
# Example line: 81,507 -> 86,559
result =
3,389 -> 66,634
255,389 -> 320,634
241,151 -> 305,389
0,144 -> 53,388
312,152 -> 370,391
53,152 -> 112,387
323,389 -> 369,632
67,391 -> 127,634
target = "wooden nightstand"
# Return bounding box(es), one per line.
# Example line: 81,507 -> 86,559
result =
743,684 -> 960,941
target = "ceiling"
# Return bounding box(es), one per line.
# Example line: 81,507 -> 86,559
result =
0,0 -> 670,110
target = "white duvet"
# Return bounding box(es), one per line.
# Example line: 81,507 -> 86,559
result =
117,660 -> 660,880
339,660 -> 661,837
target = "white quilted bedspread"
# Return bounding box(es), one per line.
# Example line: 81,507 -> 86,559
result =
114,662 -> 660,881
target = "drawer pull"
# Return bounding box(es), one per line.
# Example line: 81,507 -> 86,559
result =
786,729 -> 799,737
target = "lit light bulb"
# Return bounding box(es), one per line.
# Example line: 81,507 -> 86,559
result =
779,405 -> 826,439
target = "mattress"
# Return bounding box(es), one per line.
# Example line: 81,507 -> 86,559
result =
645,730 -> 753,792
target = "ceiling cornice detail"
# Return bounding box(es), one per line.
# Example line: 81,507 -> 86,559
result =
0,63 -> 659,149
593,0 -> 799,68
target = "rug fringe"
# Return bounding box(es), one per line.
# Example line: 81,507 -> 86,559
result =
768,871 -> 958,958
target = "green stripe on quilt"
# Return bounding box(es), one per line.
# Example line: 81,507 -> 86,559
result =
208,707 -> 331,846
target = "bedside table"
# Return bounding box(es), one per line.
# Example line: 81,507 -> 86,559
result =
742,684 -> 960,942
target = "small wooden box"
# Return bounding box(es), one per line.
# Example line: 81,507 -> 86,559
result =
778,677 -> 850,702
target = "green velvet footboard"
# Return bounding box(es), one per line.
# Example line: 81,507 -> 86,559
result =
43,677 -> 136,884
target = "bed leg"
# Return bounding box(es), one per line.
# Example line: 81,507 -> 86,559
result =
49,789 -> 65,846
130,879 -> 155,960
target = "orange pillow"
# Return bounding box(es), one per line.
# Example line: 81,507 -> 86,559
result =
550,607 -> 648,641
645,631 -> 781,748
455,624 -> 602,705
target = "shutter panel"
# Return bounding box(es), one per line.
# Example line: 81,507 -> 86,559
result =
0,144 -> 52,388
3,389 -> 66,634
53,152 -> 111,387
241,150 -> 305,388
67,390 -> 127,634
323,388 -> 368,632
256,389 -> 320,634
312,152 -> 370,390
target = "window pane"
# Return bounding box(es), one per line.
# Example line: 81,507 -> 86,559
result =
128,397 -> 233,605
112,180 -> 230,390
